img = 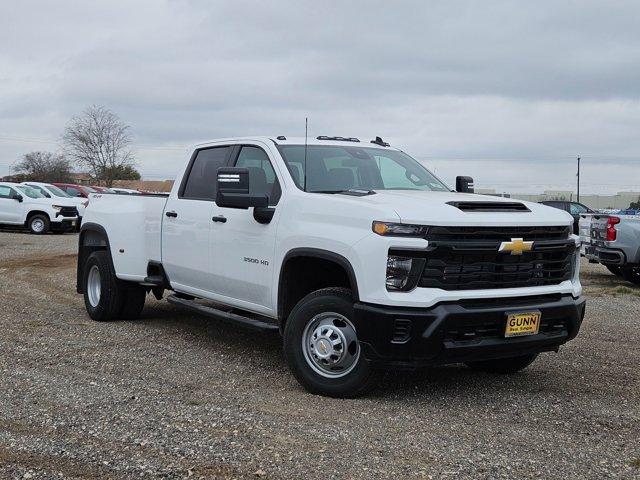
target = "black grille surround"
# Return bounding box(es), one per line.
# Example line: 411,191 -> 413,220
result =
56,206 -> 79,218
394,226 -> 576,291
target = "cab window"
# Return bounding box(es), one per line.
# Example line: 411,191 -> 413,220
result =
233,146 -> 281,205
181,146 -> 231,200
0,186 -> 15,198
569,203 -> 589,215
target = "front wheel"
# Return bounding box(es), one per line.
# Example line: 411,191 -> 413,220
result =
465,353 -> 538,374
28,214 -> 49,234
283,287 -> 379,398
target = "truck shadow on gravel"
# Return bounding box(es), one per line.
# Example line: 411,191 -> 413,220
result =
137,300 -> 562,400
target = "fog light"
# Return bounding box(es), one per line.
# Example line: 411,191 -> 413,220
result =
386,256 -> 414,291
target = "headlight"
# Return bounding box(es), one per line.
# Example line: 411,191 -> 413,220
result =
386,254 -> 426,291
373,221 -> 428,237
51,205 -> 63,211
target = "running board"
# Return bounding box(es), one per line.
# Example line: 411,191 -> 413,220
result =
167,294 -> 279,333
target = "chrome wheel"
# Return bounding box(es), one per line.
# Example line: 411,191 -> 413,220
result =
302,312 -> 360,378
87,265 -> 101,307
31,218 -> 45,233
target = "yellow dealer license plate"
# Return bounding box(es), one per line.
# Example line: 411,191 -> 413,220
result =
505,311 -> 541,337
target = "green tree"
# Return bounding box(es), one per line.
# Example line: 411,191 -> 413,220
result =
101,164 -> 141,181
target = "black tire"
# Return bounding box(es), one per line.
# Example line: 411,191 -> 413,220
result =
622,267 -> 640,285
606,265 -> 624,277
283,287 -> 380,398
83,250 -> 146,321
465,353 -> 538,374
27,214 -> 49,234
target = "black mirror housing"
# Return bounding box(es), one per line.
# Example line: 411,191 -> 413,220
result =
456,176 -> 474,193
12,194 -> 23,202
216,167 -> 268,209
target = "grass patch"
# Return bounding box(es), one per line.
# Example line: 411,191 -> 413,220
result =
631,457 -> 640,469
609,286 -> 640,297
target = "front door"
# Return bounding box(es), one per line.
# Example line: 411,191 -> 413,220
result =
209,144 -> 283,315
161,145 -> 232,294
0,185 -> 21,223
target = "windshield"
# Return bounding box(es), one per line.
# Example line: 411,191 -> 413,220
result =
84,186 -> 98,193
45,184 -> 71,197
16,185 -> 45,199
277,145 -> 450,193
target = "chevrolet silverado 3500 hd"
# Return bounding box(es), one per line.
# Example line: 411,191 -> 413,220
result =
77,136 -> 585,397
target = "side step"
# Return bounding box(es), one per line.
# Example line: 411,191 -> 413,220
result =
167,294 -> 279,333
140,275 -> 165,287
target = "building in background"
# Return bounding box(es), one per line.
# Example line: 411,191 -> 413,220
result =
477,189 -> 640,210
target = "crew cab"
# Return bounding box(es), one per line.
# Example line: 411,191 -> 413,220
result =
0,182 -> 79,234
77,136 -> 585,397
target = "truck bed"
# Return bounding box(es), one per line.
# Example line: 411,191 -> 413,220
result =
82,193 -> 169,281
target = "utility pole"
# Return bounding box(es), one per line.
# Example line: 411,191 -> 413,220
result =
576,156 -> 581,203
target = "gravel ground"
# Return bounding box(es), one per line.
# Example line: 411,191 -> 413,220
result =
0,231 -> 638,479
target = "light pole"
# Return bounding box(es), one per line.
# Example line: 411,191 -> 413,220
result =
576,156 -> 580,203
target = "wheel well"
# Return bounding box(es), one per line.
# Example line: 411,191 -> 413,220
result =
25,210 -> 50,223
278,253 -> 358,328
77,227 -> 110,293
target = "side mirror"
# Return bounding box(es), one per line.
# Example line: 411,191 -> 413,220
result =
12,194 -> 23,202
216,167 -> 268,209
456,176 -> 474,193
76,193 -> 83,197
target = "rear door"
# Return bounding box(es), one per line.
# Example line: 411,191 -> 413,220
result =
161,145 -> 232,294
208,144 -> 283,314
0,185 -> 22,223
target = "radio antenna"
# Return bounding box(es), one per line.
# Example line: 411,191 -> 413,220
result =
303,117 -> 308,192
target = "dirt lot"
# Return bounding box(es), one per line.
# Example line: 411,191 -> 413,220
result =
0,231 -> 638,479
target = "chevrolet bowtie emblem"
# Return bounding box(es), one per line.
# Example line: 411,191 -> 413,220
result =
498,237 -> 534,255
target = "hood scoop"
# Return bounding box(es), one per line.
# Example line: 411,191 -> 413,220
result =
447,201 -> 530,212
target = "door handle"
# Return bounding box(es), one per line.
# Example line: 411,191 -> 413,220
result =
211,215 -> 227,223
165,211 -> 178,218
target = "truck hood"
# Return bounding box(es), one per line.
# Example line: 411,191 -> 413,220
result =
359,190 -> 573,226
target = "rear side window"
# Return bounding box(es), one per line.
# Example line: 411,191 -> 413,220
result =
182,147 -> 230,200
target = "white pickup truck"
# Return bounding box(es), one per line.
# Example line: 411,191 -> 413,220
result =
0,182 -> 79,234
77,136 -> 585,397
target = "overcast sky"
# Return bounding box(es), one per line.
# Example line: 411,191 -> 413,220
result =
1,0 -> 640,194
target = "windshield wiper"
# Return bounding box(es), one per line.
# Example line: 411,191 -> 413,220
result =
310,189 -> 376,196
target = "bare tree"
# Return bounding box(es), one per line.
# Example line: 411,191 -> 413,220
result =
62,105 -> 135,187
12,151 -> 72,182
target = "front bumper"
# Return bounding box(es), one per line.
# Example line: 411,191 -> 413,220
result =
353,294 -> 586,370
50,218 -> 78,232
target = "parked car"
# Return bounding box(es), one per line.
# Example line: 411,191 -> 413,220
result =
581,212 -> 640,282
539,201 -> 594,234
111,187 -> 140,195
0,182 -> 79,234
90,186 -> 116,193
22,181 -> 88,225
77,135 -> 585,397
53,183 -> 99,198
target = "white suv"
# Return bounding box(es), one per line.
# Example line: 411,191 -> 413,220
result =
0,182 -> 79,234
